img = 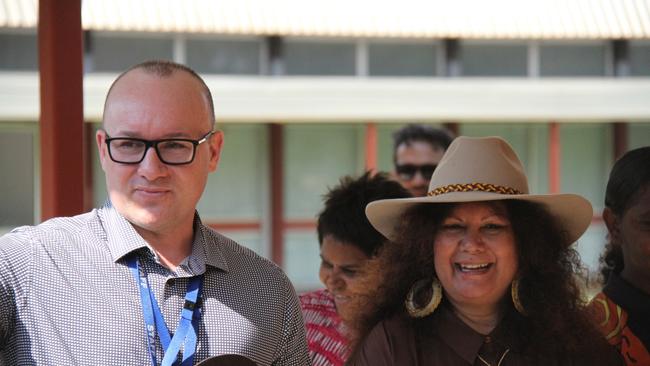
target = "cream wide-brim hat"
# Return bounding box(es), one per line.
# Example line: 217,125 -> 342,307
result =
366,136 -> 593,245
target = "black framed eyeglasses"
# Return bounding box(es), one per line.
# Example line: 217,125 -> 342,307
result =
104,130 -> 215,165
395,164 -> 437,180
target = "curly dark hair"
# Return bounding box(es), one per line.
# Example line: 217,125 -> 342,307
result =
600,146 -> 650,282
352,200 -> 614,361
317,171 -> 411,257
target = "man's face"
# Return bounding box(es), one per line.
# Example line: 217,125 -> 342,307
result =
394,141 -> 445,197
614,186 -> 650,290
96,69 -> 222,237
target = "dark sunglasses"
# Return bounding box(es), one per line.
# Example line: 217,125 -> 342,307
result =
395,164 -> 437,180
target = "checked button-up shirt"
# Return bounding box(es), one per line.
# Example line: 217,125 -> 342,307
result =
0,202 -> 309,365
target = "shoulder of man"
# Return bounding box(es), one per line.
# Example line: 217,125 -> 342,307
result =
1,210 -> 98,252
201,226 -> 290,283
0,210 -> 99,337
199,227 -> 310,365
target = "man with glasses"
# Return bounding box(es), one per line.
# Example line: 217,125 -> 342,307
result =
0,60 -> 309,365
392,124 -> 454,197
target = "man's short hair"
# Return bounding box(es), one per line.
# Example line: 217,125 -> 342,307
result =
316,172 -> 411,257
392,124 -> 454,162
103,60 -> 215,128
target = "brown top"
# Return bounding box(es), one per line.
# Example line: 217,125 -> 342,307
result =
347,303 -> 623,366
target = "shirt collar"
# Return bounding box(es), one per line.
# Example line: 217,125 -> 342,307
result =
98,201 -> 229,273
434,304 -> 485,364
433,303 -> 517,364
604,273 -> 650,319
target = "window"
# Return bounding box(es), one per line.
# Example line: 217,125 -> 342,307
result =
197,124 -> 267,222
0,128 -> 36,228
628,122 -> 650,149
540,44 -> 607,77
0,32 -> 38,71
630,42 -> 650,76
197,125 -> 267,256
284,41 -> 356,76
186,38 -> 262,75
368,42 -> 438,77
91,33 -> 174,72
284,124 -> 363,219
461,43 -> 528,77
560,124 -> 610,211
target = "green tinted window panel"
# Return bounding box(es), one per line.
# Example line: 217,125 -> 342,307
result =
376,123 -> 407,173
92,34 -> 174,72
186,38 -> 262,75
284,124 -> 362,219
0,33 -> 38,71
461,44 -> 528,77
198,124 -> 267,220
218,231 -> 265,258
284,42 -> 356,76
368,43 -> 438,77
283,230 -> 321,292
628,123 -> 650,149
0,128 -> 36,226
560,124 -> 611,212
540,44 -> 606,77
630,43 -> 650,76
459,124 -> 549,194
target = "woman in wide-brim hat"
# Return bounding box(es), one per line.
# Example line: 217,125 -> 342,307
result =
346,136 -> 622,366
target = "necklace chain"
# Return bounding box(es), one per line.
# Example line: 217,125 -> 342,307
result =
476,348 -> 510,366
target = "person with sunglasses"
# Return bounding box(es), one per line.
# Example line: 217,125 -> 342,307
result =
0,60 -> 309,365
392,124 -> 454,197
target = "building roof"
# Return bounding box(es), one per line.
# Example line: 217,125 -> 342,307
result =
2,0 -> 650,39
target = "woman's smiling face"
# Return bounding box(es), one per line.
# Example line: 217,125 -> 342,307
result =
433,201 -> 518,310
319,235 -> 371,318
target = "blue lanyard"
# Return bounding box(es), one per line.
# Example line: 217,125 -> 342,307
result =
127,256 -> 203,366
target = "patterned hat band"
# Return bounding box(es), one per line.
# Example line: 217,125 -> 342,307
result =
428,182 -> 523,197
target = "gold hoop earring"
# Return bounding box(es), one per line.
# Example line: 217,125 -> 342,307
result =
405,278 -> 442,318
511,278 -> 526,315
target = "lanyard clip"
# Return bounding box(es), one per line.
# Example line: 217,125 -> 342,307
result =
183,299 -> 197,311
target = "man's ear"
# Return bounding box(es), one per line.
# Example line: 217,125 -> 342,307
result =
96,129 -> 109,172
603,207 -> 620,243
208,130 -> 224,172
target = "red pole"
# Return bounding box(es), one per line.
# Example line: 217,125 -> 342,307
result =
365,123 -> 377,173
612,122 -> 628,161
442,122 -> 460,137
83,123 -> 95,212
39,0 -> 85,220
269,124 -> 284,267
548,122 -> 561,194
